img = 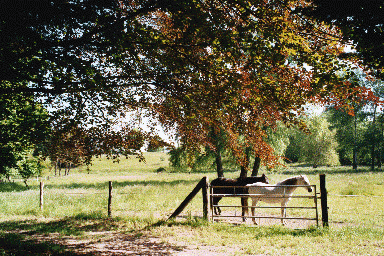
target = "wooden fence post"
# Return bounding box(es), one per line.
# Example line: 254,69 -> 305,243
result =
319,174 -> 329,227
108,181 -> 113,217
167,177 -> 206,220
202,176 -> 210,220
40,181 -> 44,211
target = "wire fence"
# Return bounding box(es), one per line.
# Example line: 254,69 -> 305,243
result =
27,174 -> 383,227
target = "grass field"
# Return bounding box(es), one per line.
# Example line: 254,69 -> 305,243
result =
1,152 -> 383,255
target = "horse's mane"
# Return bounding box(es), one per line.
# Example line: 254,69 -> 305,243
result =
277,176 -> 299,186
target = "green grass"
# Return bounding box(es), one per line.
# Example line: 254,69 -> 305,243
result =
1,153 -> 384,255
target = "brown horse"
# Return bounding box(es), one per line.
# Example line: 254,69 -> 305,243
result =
210,174 -> 269,220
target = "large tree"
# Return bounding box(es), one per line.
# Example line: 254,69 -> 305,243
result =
303,1 -> 384,78
0,0 -> 376,176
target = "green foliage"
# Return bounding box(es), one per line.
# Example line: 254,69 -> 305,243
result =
327,106 -> 363,165
0,85 -> 50,177
265,124 -> 291,166
325,71 -> 384,167
0,147 -> 17,177
266,127 -> 290,157
17,157 -> 42,187
168,147 -> 188,169
286,115 -> 340,167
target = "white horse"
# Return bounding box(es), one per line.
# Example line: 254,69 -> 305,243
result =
246,175 -> 312,225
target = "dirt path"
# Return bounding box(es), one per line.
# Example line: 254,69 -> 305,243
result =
21,230 -> 231,255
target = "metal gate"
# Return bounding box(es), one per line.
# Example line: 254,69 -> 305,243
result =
210,184 -> 319,226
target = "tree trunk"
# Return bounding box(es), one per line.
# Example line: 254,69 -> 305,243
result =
239,147 -> 251,178
215,149 -> 224,178
353,114 -> 358,170
240,165 -> 247,178
371,140 -> 375,171
211,127 -> 224,178
239,165 -> 248,222
371,105 -> 377,171
379,121 -> 384,169
239,147 -> 253,221
251,156 -> 261,176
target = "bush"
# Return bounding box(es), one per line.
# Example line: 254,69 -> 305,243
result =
18,158 -> 42,187
285,115 -> 340,167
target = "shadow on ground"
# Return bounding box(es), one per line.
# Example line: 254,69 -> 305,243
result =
280,166 -> 383,175
0,217 -> 185,255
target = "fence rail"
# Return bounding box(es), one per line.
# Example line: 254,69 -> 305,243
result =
328,194 -> 384,197
215,215 -> 318,221
212,194 -> 316,199
219,205 -> 317,210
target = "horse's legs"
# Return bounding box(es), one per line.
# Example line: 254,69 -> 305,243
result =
212,197 -> 217,215
241,197 -> 248,222
251,198 -> 258,225
281,201 -> 287,225
213,197 -> 222,215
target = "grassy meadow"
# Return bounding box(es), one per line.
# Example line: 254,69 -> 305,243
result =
0,152 -> 383,255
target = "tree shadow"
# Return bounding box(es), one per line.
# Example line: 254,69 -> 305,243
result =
0,233 -> 86,256
281,166 -> 383,175
0,216 -> 186,255
245,225 -> 328,239
0,216 -> 116,236
0,232 -> 84,256
0,182 -> 29,192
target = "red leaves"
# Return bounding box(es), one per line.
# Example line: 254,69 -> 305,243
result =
146,1 -> 380,169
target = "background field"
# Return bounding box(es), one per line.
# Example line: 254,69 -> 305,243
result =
1,152 -> 383,255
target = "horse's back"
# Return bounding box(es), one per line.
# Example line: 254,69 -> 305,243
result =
247,182 -> 273,193
238,175 -> 268,185
211,175 -> 269,196
211,177 -> 236,186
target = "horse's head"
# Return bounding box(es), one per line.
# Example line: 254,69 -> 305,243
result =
299,175 -> 312,192
261,173 -> 269,184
